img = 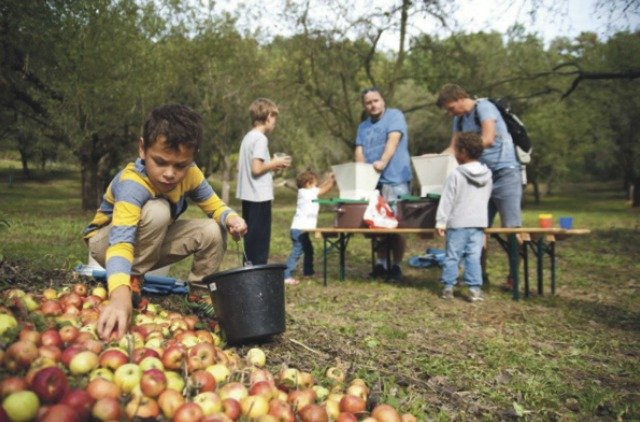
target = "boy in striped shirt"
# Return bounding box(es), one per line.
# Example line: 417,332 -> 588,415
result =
84,104 -> 247,340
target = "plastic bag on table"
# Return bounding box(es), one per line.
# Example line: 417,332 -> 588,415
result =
363,190 -> 398,229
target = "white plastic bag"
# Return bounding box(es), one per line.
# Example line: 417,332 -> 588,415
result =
363,190 -> 398,229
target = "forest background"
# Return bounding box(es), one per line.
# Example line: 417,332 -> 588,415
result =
1,0 -> 639,209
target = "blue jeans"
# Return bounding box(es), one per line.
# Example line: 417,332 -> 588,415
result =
284,229 -> 314,279
441,228 -> 484,288
488,167 -> 522,227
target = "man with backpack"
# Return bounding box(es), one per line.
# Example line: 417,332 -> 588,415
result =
436,83 -> 522,290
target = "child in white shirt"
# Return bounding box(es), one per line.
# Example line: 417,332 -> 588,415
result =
284,171 -> 334,285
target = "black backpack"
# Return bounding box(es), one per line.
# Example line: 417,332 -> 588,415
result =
457,98 -> 532,164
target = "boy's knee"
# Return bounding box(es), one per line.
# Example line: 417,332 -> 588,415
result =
140,199 -> 172,230
200,219 -> 225,247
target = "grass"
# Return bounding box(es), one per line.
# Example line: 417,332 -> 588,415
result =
1,160 -> 639,420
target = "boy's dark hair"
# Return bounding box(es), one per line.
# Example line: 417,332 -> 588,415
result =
142,104 -> 202,152
436,83 -> 470,108
250,98 -> 279,125
456,132 -> 484,160
296,171 -> 318,189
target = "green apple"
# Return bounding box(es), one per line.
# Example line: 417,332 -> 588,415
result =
205,363 -> 231,383
90,367 -> 115,382
139,356 -> 165,372
165,370 -> 185,393
246,347 -> 266,367
0,313 -> 18,336
114,363 -> 142,394
69,350 -> 99,375
193,392 -> 222,416
3,390 -> 40,421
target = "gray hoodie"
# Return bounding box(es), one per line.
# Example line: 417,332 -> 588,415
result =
435,161 -> 493,229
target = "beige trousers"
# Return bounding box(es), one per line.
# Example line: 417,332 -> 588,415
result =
87,198 -> 226,282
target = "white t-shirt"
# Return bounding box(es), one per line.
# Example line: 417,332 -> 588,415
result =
291,187 -> 320,230
236,129 -> 273,202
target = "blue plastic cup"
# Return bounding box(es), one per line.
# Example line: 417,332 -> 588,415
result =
559,216 -> 573,229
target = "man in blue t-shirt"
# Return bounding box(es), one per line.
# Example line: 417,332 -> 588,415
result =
355,88 -> 412,282
436,83 -> 522,290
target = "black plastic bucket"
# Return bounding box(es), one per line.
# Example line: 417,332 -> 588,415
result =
203,264 -> 286,345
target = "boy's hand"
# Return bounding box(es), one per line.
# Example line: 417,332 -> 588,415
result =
226,215 -> 248,240
436,228 -> 445,237
97,286 -> 132,341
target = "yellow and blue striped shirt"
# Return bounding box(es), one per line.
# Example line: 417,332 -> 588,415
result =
84,159 -> 237,293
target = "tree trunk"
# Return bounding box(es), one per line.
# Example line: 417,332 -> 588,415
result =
221,156 -> 231,204
632,177 -> 640,208
81,160 -> 100,211
18,148 -> 30,179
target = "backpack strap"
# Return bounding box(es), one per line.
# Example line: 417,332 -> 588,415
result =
456,101 -> 482,132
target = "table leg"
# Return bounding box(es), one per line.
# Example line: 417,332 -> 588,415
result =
385,235 -> 392,281
339,234 -> 346,282
323,235 -> 328,287
536,238 -> 544,295
523,240 -> 529,298
508,234 -> 520,300
550,241 -> 556,294
370,236 -> 376,276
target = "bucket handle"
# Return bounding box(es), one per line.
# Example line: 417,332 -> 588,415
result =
234,240 -> 252,267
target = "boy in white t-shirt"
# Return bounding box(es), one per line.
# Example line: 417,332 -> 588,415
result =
284,171 -> 334,285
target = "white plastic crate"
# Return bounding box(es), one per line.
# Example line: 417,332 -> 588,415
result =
411,154 -> 458,196
331,162 -> 380,200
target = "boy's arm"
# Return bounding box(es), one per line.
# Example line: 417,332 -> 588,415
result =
435,172 -> 458,232
251,157 -> 290,176
317,173 -> 335,196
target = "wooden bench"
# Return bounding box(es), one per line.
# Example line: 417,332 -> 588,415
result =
306,227 -> 591,300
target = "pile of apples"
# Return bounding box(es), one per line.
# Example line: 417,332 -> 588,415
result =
0,283 -> 418,421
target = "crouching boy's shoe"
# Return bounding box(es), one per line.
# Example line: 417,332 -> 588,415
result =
441,286 -> 454,300
468,287 -> 484,302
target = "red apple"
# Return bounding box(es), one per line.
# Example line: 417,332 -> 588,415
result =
218,382 -> 248,402
191,370 -> 217,393
287,388 -> 316,411
251,369 -> 275,387
59,325 -> 80,344
140,368 -> 167,398
131,347 -> 160,364
19,327 -> 42,346
223,398 -> 242,421
173,402 -> 204,422
82,295 -> 102,309
158,388 -> 185,419
40,329 -> 63,348
41,299 -> 63,316
61,292 -> 83,309
0,377 -> 27,398
188,342 -> 217,371
72,283 -> 88,297
125,396 -> 159,419
38,345 -> 62,362
91,397 -> 121,421
195,330 -> 214,343
339,395 -> 366,414
60,388 -> 95,421
401,413 -> 418,422
250,380 -> 277,399
38,403 -> 79,422
299,404 -> 329,422
336,412 -> 359,422
82,338 -> 103,355
184,315 -> 199,330
371,404 -> 402,422
5,340 -> 39,370
31,367 -> 69,404
87,377 -> 121,401
162,344 -> 186,370
268,399 -> 295,422
98,348 -> 128,371
61,344 -> 86,367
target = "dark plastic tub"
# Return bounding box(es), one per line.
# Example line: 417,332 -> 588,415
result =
396,198 -> 439,228
203,264 -> 286,345
333,201 -> 368,228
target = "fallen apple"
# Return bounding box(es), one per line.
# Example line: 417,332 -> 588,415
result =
30,367 -> 69,404
2,390 -> 40,422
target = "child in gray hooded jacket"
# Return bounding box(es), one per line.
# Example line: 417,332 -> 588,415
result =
436,132 -> 492,302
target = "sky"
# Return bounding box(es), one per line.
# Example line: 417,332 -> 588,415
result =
210,0 -> 639,49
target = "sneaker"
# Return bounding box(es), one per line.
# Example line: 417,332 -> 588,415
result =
469,288 -> 485,302
441,286 -> 454,300
369,264 -> 386,278
389,264 -> 403,283
284,278 -> 300,286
